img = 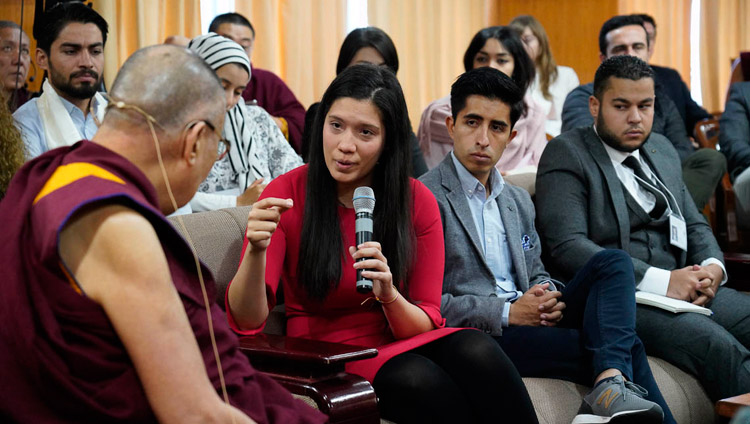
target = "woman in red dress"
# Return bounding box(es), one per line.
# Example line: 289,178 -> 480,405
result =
227,64 -> 536,423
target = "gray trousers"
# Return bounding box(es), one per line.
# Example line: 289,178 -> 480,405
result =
635,287 -> 750,401
682,148 -> 727,211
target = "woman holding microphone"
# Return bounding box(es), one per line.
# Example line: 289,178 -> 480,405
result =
226,64 -> 536,423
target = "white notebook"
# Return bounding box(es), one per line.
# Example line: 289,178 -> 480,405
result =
635,291 -> 713,316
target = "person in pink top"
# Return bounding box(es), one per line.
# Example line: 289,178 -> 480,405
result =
226,64 -> 537,423
418,26 -> 547,191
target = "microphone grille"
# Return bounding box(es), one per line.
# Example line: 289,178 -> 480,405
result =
353,186 -> 375,213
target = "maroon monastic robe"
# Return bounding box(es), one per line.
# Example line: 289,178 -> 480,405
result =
0,140 -> 326,423
242,66 -> 306,153
7,87 -> 30,113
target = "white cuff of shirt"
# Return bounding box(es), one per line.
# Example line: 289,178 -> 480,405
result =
638,258 -> 728,296
189,191 -> 238,212
701,257 -> 728,285
637,267 -> 671,296
502,301 -> 511,328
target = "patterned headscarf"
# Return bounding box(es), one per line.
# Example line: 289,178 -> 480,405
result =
188,33 -> 258,190
188,33 -> 251,77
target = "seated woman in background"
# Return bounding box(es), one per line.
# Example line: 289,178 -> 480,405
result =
418,26 -> 545,192
227,64 -> 537,424
509,15 -> 579,137
302,27 -> 428,178
185,33 -> 303,212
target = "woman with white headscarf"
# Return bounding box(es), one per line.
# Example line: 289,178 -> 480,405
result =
187,33 -> 303,212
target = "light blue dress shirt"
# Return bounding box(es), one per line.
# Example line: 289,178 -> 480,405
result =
13,95 -> 102,160
451,153 -> 522,326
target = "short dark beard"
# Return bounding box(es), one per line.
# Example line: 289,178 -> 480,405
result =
48,60 -> 101,100
595,113 -> 648,153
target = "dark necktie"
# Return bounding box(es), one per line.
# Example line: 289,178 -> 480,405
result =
622,156 -> 668,219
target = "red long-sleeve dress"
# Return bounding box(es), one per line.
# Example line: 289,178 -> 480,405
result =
227,165 -> 462,382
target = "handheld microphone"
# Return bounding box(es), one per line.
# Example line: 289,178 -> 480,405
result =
353,186 -> 375,293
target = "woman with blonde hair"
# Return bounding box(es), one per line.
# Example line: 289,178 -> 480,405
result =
510,15 -> 579,137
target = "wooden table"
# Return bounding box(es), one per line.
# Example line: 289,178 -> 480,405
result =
716,393 -> 750,418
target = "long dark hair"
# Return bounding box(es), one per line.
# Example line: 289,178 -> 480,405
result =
299,64 -> 413,301
336,27 -> 399,75
462,26 -> 535,94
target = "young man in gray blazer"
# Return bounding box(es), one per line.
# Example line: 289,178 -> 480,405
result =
420,67 -> 671,424
537,55 -> 750,403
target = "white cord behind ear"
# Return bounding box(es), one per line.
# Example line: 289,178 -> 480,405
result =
107,99 -> 235,422
144,118 -> 234,419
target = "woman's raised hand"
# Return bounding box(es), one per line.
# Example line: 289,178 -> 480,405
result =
245,197 -> 293,251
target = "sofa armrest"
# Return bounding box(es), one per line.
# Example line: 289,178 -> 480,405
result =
239,334 -> 378,377
239,334 -> 380,423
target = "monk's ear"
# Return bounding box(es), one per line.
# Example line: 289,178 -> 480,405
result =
180,122 -> 203,166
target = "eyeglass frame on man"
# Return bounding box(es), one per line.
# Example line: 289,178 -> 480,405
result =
187,119 -> 231,160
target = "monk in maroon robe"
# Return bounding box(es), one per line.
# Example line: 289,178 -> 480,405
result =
0,44 -> 325,424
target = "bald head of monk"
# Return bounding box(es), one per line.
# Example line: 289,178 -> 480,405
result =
93,44 -> 225,213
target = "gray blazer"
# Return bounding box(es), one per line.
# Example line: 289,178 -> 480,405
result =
535,126 -> 723,282
420,155 -> 555,336
719,82 -> 750,181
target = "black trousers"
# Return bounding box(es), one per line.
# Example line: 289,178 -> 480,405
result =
372,329 -> 537,424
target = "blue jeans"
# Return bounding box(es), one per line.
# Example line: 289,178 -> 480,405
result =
495,249 -> 675,423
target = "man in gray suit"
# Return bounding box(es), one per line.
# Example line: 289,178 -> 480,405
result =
720,81 -> 750,229
561,15 -> 725,213
420,67 -> 670,424
537,55 -> 750,402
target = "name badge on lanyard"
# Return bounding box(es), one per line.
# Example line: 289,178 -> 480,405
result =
669,213 -> 687,251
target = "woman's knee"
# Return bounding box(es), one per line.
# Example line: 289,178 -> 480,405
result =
373,352 -> 468,423
374,352 -> 450,392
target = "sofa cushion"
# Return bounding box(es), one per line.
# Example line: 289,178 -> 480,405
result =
169,206 -> 251,307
